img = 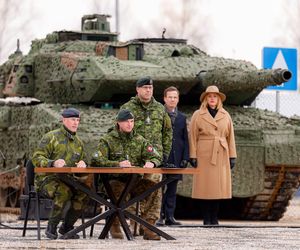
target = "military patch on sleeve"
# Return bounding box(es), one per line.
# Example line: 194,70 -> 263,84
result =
94,151 -> 102,158
39,138 -> 49,148
147,145 -> 154,153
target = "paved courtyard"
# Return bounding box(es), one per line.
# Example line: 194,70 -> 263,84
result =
0,198 -> 299,249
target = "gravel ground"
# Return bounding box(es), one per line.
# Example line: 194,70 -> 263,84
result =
0,198 -> 300,250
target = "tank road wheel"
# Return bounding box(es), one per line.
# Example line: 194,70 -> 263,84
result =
8,187 -> 20,208
0,188 -> 8,207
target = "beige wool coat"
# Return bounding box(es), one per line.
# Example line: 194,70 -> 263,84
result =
189,107 -> 237,199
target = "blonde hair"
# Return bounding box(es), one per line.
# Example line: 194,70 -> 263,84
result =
200,94 -> 223,110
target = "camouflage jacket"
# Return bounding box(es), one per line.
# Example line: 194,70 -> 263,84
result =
92,127 -> 162,169
32,126 -> 87,186
120,96 -> 172,158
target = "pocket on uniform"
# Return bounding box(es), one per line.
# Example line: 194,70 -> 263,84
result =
71,152 -> 81,162
110,152 -> 122,161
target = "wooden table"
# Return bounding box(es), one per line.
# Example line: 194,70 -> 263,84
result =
35,167 -> 199,240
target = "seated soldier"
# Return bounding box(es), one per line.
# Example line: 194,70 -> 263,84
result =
32,107 -> 89,240
91,109 -> 162,240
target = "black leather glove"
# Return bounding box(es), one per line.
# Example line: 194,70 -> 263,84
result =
189,158 -> 197,168
230,158 -> 236,169
180,160 -> 189,168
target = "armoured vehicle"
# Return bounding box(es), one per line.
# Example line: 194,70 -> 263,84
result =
0,14 -> 299,220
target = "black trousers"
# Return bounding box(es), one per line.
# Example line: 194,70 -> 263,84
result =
201,199 -> 220,225
160,179 -> 179,219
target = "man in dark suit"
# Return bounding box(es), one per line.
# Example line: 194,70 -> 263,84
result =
157,86 -> 190,226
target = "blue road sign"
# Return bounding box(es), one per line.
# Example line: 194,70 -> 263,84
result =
263,47 -> 297,91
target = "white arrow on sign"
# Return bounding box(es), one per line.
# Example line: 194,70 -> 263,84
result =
272,50 -> 288,87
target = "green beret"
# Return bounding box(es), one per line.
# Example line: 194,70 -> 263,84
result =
116,109 -> 134,121
62,108 -> 80,118
136,76 -> 153,87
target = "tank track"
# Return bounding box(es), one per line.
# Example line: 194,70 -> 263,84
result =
241,165 -> 300,221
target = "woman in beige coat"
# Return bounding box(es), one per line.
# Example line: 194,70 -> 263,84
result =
189,85 -> 237,225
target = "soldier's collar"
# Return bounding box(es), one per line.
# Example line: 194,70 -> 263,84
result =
136,95 -> 154,107
118,130 -> 134,140
62,125 -> 76,140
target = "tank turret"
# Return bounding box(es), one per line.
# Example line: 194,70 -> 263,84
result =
0,14 -> 298,221
0,14 -> 291,106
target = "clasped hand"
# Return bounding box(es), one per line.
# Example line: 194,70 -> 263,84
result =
119,160 -> 132,167
53,159 -> 86,168
119,160 -> 154,168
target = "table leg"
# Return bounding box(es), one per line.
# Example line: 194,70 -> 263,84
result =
100,174 -> 138,240
122,176 -> 177,240
124,211 -> 175,240
58,173 -> 177,240
101,174 -> 177,240
58,174 -> 116,239
63,209 -> 114,239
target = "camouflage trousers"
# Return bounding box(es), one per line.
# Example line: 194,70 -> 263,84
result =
39,177 -> 89,227
139,173 -> 162,219
110,177 -> 161,221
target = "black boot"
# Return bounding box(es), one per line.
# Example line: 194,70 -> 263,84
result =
58,223 -> 80,239
210,200 -> 220,225
156,217 -> 165,226
58,207 -> 82,239
165,217 -> 182,226
156,196 -> 165,227
202,200 -> 211,225
45,223 -> 58,240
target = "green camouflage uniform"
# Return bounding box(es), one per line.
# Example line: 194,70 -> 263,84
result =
120,96 -> 172,221
121,96 -> 173,181
92,126 -> 162,220
32,126 -> 89,227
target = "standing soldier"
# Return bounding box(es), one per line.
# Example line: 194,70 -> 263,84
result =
120,77 -> 173,231
157,86 -> 189,226
32,107 -> 89,239
91,109 -> 162,240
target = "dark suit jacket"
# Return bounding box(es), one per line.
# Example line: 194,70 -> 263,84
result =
166,111 -> 189,180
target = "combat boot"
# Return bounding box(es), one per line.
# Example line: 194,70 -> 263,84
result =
58,223 -> 80,239
143,219 -> 161,241
110,218 -> 123,239
45,223 -> 58,240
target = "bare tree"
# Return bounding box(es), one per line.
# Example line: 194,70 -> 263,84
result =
124,0 -> 211,50
274,1 -> 300,46
271,0 -> 300,88
0,0 -> 35,63
91,0 -> 111,13
159,0 -> 211,50
91,0 -> 130,33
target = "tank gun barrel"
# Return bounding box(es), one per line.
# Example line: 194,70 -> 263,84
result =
271,68 -> 292,84
196,68 -> 292,105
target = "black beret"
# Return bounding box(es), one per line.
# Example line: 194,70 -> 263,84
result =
116,109 -> 134,121
136,76 -> 153,87
62,108 -> 80,118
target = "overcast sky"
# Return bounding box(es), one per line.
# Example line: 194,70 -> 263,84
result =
0,0 -> 296,67
0,0 -> 299,117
